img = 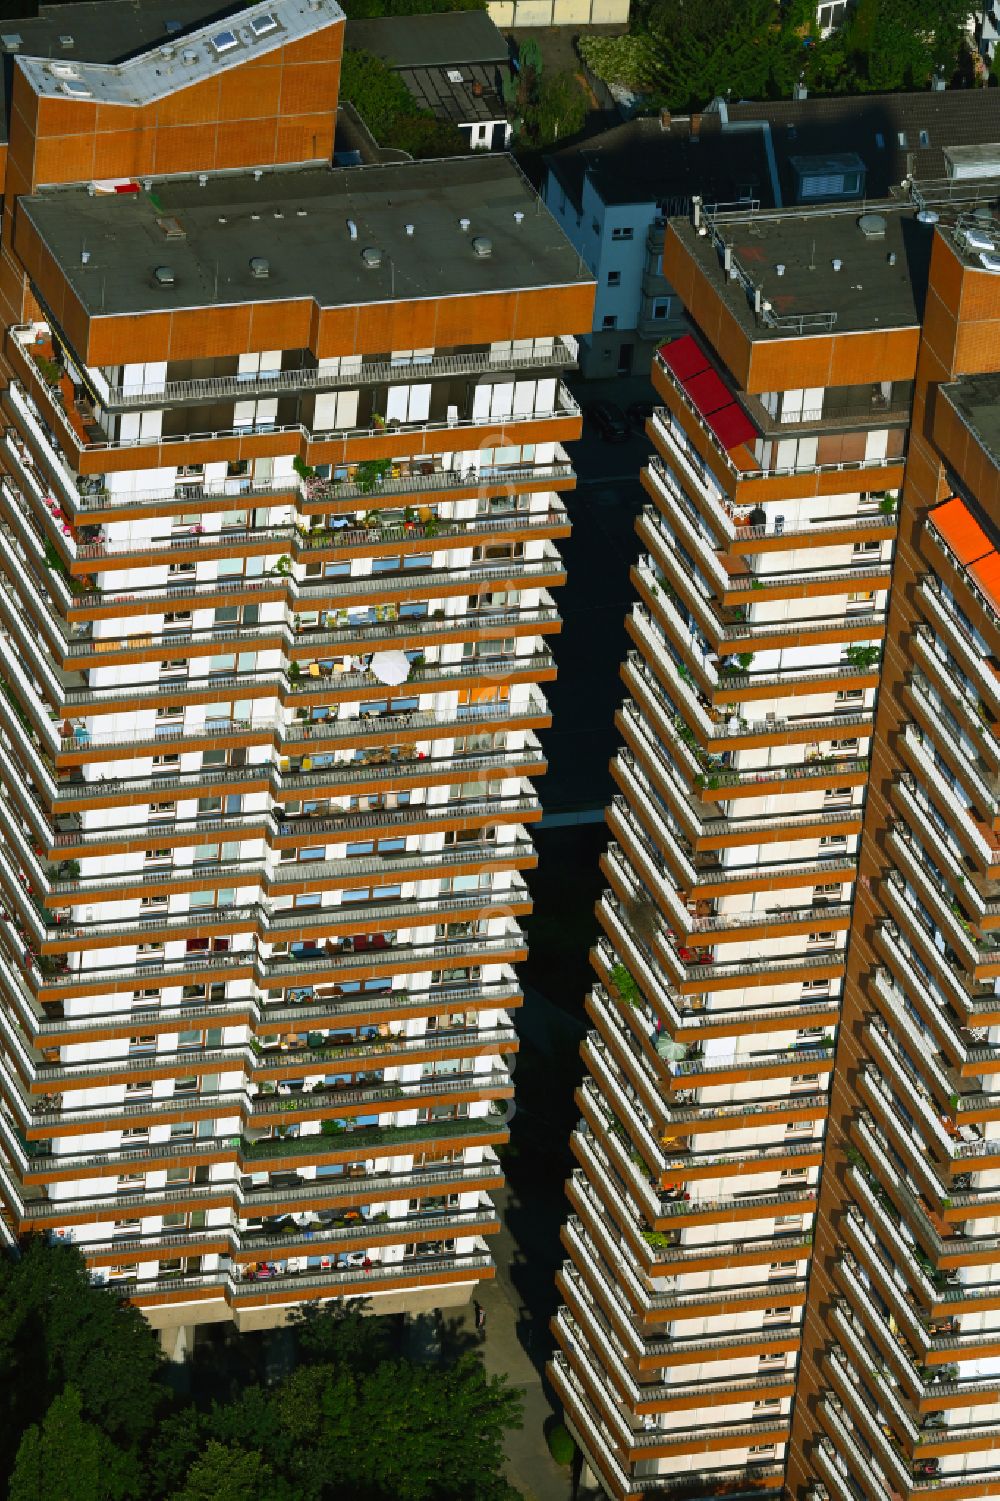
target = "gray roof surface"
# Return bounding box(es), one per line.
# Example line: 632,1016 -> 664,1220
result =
544,88 -> 1000,218
728,88 -> 1000,201
544,113 -> 774,214
344,12 -> 507,69
0,0 -> 239,138
399,63 -> 504,126
669,200 -> 934,338
20,154 -> 593,317
940,375 -> 1000,478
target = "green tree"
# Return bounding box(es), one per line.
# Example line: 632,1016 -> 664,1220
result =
9,1386 -> 138,1501
339,49 -> 468,157
641,0 -> 784,109
530,71 -> 588,146
292,1298 -> 393,1370
275,1354 -> 523,1501
577,33 -> 657,90
340,49 -> 415,139
169,1441 -> 272,1501
388,112 -> 466,157
0,1238 -> 163,1490
835,0 -> 969,90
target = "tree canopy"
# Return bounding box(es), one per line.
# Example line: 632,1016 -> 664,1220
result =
339,49 -> 468,157
578,0 -> 975,108
0,1239 -> 524,1501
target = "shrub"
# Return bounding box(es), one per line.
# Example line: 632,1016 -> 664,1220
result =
547,1423 -> 575,1467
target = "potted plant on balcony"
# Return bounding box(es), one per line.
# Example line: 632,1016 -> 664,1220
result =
844,644 -> 881,672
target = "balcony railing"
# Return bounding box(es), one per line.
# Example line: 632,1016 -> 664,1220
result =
8,361 -> 581,457
82,338 -> 579,409
64,502 -> 569,567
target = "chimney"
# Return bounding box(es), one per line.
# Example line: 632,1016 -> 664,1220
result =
659,107 -> 671,131
690,114 -> 702,139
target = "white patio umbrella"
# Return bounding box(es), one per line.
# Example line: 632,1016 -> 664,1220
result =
369,649 -> 411,686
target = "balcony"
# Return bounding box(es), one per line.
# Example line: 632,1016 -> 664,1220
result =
651,355 -> 906,502
4,350 -> 581,467
50,689 -> 552,763
73,337 -> 580,410
40,499 -> 571,574
41,740 -> 546,827
1,1146 -> 503,1227
644,455 -> 898,561
64,548 -> 569,626
23,921 -> 529,1005
918,579 -> 1000,720
5,1112 -> 511,1188
3,393 -> 575,522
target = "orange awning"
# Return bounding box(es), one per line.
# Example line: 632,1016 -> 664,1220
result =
930,497 -> 993,565
969,550 -> 1000,615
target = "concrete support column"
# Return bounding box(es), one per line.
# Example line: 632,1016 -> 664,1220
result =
158,1322 -> 196,1364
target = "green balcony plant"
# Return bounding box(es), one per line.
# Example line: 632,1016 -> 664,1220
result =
878,493 -> 898,515
641,1229 -> 676,1249
293,455 -> 315,481
609,962 -> 641,1008
354,458 -> 392,493
844,644 -> 881,672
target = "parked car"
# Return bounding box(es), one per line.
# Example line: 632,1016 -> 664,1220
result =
584,400 -> 629,442
626,400 -> 655,434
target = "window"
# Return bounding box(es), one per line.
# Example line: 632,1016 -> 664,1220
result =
611,226 -> 633,241
652,296 -> 673,319
602,315 -> 618,330
606,270 -> 621,286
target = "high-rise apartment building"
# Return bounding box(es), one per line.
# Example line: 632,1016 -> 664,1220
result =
0,0 -> 592,1344
551,174 -> 1000,1498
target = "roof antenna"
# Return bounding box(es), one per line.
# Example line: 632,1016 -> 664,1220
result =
809,240 -> 816,271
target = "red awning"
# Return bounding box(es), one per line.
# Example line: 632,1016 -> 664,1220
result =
970,550 -> 1000,615
930,497 -> 992,565
685,368 -> 732,417
660,334 -> 710,383
707,402 -> 758,451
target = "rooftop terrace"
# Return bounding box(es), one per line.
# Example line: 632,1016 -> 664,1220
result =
19,155 -> 593,318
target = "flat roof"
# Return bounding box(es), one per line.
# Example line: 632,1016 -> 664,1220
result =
19,154 -> 593,318
669,201 -> 935,338
0,0 -> 237,140
344,12 -> 508,70
7,0 -> 341,119
940,374 -> 1000,476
